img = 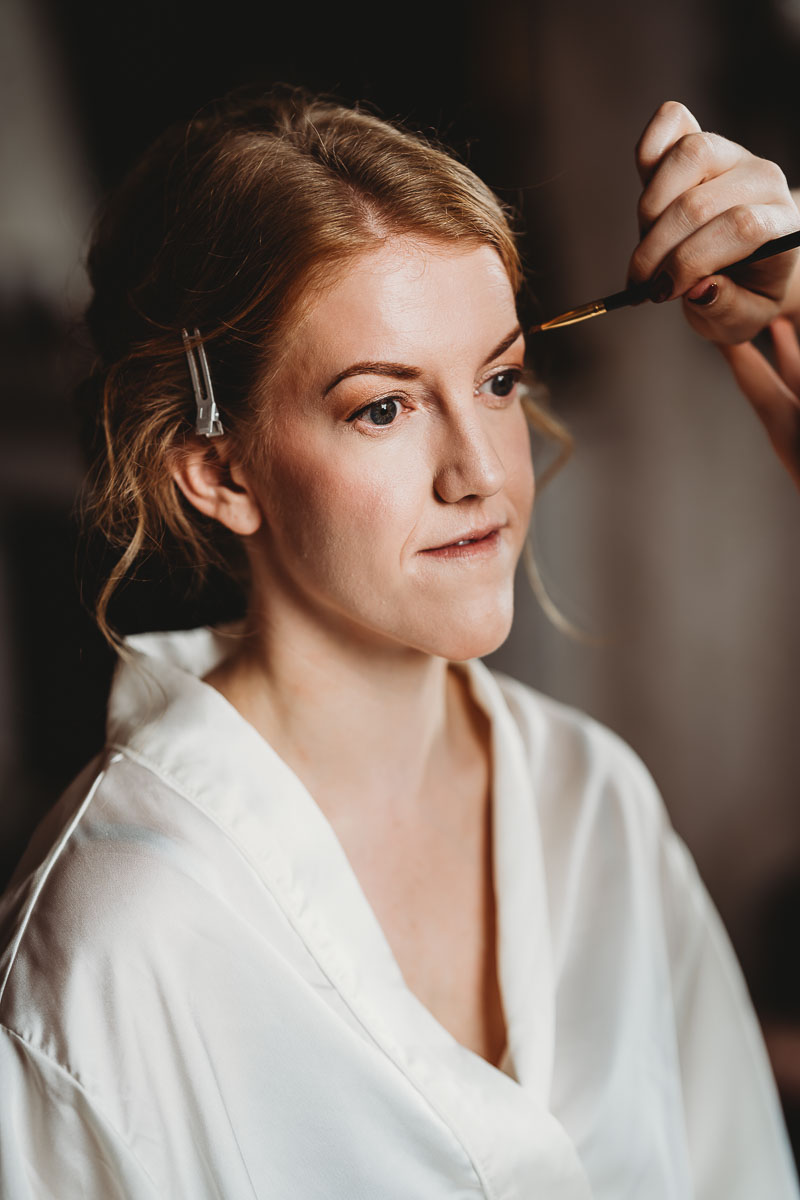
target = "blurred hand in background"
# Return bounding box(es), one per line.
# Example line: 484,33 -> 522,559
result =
627,99 -> 800,490
719,317 -> 800,492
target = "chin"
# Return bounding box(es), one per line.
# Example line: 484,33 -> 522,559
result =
440,626 -> 512,663
419,593 -> 515,663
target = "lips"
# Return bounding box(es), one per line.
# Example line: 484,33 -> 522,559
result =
423,523 -> 504,552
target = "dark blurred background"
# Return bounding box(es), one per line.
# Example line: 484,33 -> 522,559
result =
3,0 -> 800,1154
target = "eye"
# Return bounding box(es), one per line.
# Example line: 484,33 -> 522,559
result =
478,369 -> 522,399
347,397 -> 403,427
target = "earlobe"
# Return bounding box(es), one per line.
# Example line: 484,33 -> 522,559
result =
170,442 -> 263,536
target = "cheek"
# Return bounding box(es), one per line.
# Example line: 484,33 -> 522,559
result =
502,411 -> 535,522
262,429 -> 423,579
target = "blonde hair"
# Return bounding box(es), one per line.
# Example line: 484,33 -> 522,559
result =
77,85 -> 571,647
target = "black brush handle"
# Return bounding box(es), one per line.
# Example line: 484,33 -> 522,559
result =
608,228 -> 800,310
727,228 -> 800,269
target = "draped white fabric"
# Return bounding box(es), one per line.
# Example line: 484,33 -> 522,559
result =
0,626 -> 796,1198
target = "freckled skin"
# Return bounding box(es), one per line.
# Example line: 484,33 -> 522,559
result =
245,237 -> 535,663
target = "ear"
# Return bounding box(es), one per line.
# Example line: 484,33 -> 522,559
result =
170,438 -> 263,536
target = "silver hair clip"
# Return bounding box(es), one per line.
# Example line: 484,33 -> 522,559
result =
181,327 -> 224,437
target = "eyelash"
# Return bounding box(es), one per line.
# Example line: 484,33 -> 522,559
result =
345,367 -> 525,431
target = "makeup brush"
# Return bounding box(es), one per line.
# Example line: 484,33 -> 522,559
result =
531,228 -> 800,332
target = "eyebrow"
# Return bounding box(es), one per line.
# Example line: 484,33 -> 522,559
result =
322,324 -> 524,396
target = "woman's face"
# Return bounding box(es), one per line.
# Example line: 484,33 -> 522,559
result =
245,236 -> 535,662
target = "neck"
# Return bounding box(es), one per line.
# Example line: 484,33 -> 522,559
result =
204,598 -> 483,823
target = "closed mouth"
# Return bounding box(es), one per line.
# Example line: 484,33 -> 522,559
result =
422,524 -> 503,552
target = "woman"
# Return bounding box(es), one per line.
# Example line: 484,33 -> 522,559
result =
0,90 -> 798,1197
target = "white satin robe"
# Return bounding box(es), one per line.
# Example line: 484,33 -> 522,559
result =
0,626 -> 797,1198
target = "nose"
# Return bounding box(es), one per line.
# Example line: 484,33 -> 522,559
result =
432,404 -> 507,504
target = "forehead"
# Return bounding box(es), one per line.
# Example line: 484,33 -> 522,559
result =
289,237 -> 518,366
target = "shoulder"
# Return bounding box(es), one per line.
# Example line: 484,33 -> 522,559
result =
0,751 -> 240,1051
0,754 -> 190,1196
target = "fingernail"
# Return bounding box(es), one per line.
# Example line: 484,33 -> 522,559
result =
626,279 -> 649,307
649,272 -> 672,304
686,280 -> 719,307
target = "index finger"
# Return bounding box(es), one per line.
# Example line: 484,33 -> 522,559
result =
636,100 -> 702,187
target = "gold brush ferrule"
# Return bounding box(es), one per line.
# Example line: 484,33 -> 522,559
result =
534,300 -> 608,331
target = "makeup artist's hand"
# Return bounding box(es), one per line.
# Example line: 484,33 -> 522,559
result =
627,100 -> 800,344
718,317 -> 800,491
